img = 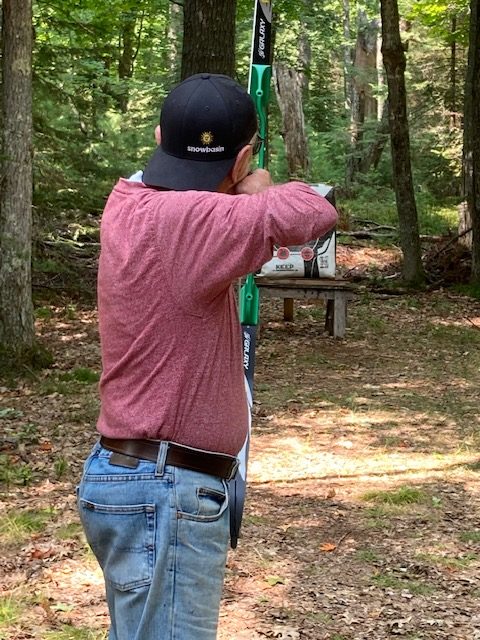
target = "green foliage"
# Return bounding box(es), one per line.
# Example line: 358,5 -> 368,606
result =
32,0 -> 172,215
0,456 -> 34,488
0,508 -> 55,543
61,367 -> 100,384
0,342 -> 54,379
54,456 -> 69,479
0,596 -> 21,627
362,486 -> 426,505
22,0 -> 471,277
44,627 -> 107,640
407,0 -> 470,45
460,531 -> 480,543
453,283 -> 480,299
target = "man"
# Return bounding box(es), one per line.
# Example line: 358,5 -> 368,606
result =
77,73 -> 337,640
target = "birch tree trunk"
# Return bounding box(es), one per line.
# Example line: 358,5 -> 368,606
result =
343,0 -> 353,114
273,1 -> 311,180
449,14 -> 458,128
274,63 -> 309,179
165,1 -> 183,83
181,0 -> 236,80
346,12 -> 379,187
462,0 -> 480,281
380,0 -> 424,284
0,0 -> 35,355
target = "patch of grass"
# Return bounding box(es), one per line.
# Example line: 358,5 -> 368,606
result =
34,257 -> 70,274
452,283 -> 480,299
428,323 -> 480,349
40,380 -> 75,396
0,341 -> 54,379
35,306 -> 53,320
59,367 -> 100,384
417,552 -> 478,569
18,422 -> 40,443
420,201 -> 459,236
297,352 -> 330,366
460,531 -> 480,543
362,486 -> 426,505
0,455 -> 34,487
0,407 -> 24,420
44,627 -> 107,639
305,611 -> 332,624
0,508 -> 56,545
40,367 -> 100,396
244,514 -> 269,526
371,572 -> 403,589
356,548 -> 382,564
72,367 -> 100,384
371,572 -> 434,595
63,304 -> 78,320
54,456 -> 69,479
0,595 -> 22,627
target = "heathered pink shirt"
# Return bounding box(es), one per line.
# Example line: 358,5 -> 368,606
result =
97,179 -> 337,455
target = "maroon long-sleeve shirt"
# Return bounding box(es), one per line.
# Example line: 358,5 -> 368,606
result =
96,179 -> 337,455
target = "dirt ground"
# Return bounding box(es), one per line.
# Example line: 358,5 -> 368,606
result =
1,247 -> 480,640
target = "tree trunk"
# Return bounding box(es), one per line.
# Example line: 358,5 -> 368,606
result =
181,0 -> 236,80
0,0 -> 35,354
381,0 -> 424,284
274,63 -> 309,179
346,12 -> 379,187
117,10 -> 140,113
343,0 -> 353,114
449,14 -> 458,128
462,0 -> 480,281
164,1 -> 183,84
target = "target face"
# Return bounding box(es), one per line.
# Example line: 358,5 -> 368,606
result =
276,247 -> 290,260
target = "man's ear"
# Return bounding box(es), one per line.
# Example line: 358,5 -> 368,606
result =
230,145 -> 253,185
155,125 -> 161,145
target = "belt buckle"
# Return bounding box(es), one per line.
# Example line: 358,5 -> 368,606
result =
227,458 -> 240,481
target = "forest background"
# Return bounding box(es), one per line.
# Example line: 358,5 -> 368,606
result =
1,3 -> 480,638
26,0 -> 471,222
0,0 -> 479,364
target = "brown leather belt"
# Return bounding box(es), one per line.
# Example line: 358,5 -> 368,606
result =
100,436 -> 239,480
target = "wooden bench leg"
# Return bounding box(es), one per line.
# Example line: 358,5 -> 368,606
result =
283,298 -> 294,321
334,294 -> 347,338
325,299 -> 334,335
325,295 -> 347,338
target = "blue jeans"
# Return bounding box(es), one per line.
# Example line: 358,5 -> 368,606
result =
77,442 -> 230,640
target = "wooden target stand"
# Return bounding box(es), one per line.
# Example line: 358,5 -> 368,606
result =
254,277 -> 356,339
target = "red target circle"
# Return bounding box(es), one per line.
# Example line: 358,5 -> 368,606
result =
277,247 -> 290,260
301,247 -> 315,261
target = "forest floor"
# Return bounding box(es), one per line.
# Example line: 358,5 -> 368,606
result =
1,244 -> 480,640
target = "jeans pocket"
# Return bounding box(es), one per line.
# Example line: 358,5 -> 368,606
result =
78,498 -> 156,591
176,476 -> 229,523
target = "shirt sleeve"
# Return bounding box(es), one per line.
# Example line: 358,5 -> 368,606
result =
180,181 -> 338,306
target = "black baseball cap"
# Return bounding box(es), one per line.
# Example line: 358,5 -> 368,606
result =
143,73 -> 258,192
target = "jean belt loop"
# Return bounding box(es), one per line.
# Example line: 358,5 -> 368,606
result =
155,441 -> 169,477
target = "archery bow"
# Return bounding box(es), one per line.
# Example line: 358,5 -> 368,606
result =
229,0 -> 273,549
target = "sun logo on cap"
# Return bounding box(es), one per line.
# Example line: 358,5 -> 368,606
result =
200,131 -> 214,145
